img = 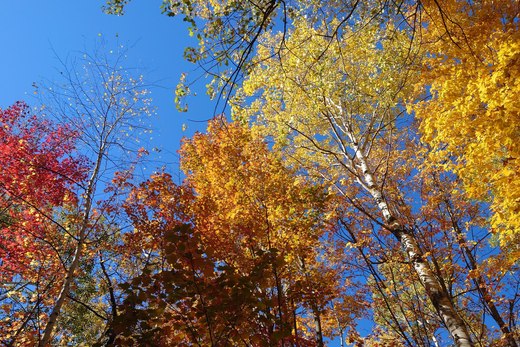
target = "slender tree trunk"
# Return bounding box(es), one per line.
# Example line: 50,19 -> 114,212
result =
392,225 -> 473,347
352,143 -> 474,347
39,145 -> 104,346
300,257 -> 324,347
338,326 -> 345,347
39,237 -> 85,346
291,299 -> 299,342
99,254 -> 118,345
445,202 -> 518,347
264,208 -> 287,346
273,262 -> 286,346
312,304 -> 324,347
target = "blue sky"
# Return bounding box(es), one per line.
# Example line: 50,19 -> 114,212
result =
0,0 -> 213,176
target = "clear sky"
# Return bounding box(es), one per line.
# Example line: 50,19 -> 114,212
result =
0,0 -> 214,177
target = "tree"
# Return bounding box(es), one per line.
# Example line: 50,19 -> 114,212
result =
180,118 -> 362,345
232,16 -> 517,346
0,44 -> 154,346
102,0 -> 519,345
0,101 -> 87,346
105,0 -> 518,247
115,177 -> 286,346
112,119 -> 361,346
411,0 -> 520,256
35,44 -> 154,346
1,0 -> 515,344
411,3 -> 520,343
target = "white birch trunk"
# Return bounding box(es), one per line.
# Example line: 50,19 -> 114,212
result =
351,141 -> 474,347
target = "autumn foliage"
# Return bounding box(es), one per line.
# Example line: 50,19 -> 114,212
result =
113,120 -> 357,345
2,0 -> 520,346
0,102 -> 87,344
413,0 -> 520,251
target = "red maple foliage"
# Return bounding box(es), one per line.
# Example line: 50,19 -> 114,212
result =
0,101 -> 87,280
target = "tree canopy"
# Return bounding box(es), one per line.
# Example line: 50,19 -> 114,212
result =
1,0 -> 518,345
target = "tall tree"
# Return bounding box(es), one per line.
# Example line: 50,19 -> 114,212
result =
232,18 -> 479,346
412,0 -> 520,255
35,45 -> 154,346
112,119 -> 360,346
180,118 -> 360,345
0,44 -> 154,346
0,101 -> 87,346
103,0 -> 519,345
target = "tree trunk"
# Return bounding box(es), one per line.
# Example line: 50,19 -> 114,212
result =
39,144 -> 104,346
300,256 -> 324,347
353,144 -> 474,347
39,237 -> 85,346
444,201 -> 518,347
312,305 -> 324,347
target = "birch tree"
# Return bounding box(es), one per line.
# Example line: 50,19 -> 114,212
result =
233,19 -> 479,347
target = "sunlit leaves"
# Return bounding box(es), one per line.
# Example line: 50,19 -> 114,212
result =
4,0 -> 519,345
412,0 -> 520,252
113,119 -> 357,345
0,102 -> 88,344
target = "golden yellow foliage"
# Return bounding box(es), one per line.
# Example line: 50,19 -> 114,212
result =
179,117 -> 329,265
234,18 -> 417,183
412,0 -> 520,251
